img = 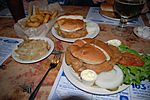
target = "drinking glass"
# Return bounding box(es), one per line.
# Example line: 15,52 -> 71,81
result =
112,0 -> 146,37
6,0 -> 25,23
147,0 -> 150,12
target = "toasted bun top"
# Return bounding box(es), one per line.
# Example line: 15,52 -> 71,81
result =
57,18 -> 85,32
70,38 -> 112,64
56,14 -> 85,32
70,44 -> 106,64
101,3 -> 114,12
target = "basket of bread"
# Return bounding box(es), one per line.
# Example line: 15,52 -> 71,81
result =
14,3 -> 63,38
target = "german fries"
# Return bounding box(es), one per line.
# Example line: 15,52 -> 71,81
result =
26,9 -> 58,28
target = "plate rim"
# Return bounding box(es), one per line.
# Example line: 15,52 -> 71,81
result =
51,21 -> 100,42
12,37 -> 54,63
99,10 -> 137,22
133,27 -> 150,40
99,10 -> 120,21
62,56 -> 129,95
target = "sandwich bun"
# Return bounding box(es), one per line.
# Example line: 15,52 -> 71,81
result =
55,14 -> 88,38
100,3 -> 114,12
57,19 -> 85,32
65,38 -> 122,74
70,44 -> 106,64
100,2 -> 119,19
70,38 -> 112,64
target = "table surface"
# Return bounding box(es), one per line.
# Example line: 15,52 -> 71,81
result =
0,6 -> 150,100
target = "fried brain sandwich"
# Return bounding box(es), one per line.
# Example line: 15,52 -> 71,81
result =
65,38 -> 146,90
54,14 -> 88,38
65,38 -> 145,89
65,38 -> 122,74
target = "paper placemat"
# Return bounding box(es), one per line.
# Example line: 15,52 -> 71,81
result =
48,66 -> 150,100
0,37 -> 23,65
86,7 -> 145,27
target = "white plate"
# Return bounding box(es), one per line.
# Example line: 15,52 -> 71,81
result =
62,56 -> 129,95
100,11 -> 137,22
51,20 -> 100,42
101,14 -> 119,21
133,27 -> 150,40
12,37 -> 54,63
100,11 -> 120,21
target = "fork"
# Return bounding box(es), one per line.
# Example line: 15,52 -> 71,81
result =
29,54 -> 60,100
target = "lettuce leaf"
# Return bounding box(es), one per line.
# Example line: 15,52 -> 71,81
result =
119,44 -> 140,56
118,45 -> 150,85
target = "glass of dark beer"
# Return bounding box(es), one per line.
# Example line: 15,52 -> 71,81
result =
112,0 -> 145,37
6,0 -> 25,23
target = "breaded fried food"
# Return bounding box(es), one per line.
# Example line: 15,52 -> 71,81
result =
54,14 -> 88,38
65,38 -> 122,74
26,9 -> 58,28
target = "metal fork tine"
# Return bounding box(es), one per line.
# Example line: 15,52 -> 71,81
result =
50,54 -> 60,68
55,54 -> 61,61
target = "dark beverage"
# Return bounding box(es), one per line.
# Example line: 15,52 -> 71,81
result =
147,0 -> 150,10
115,0 -> 145,19
6,0 -> 25,22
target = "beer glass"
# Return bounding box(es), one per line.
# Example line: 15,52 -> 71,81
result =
112,0 -> 145,37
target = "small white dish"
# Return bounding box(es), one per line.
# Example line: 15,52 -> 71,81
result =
12,37 -> 54,63
133,26 -> 150,40
80,69 -> 97,86
106,39 -> 121,47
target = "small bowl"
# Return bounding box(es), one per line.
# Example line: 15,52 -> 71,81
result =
80,69 -> 97,86
133,26 -> 150,40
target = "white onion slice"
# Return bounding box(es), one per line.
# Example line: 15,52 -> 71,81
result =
95,65 -> 123,89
